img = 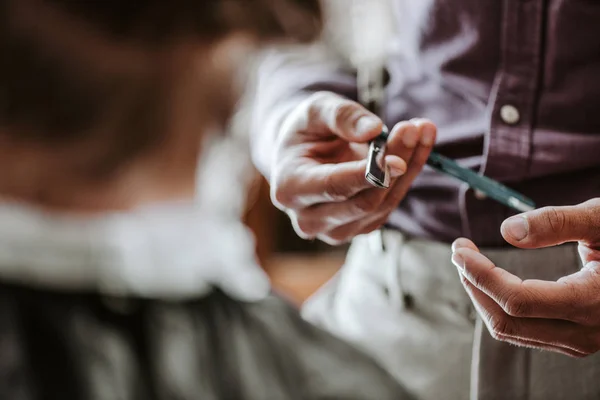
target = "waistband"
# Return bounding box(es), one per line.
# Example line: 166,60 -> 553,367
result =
365,229 -> 580,280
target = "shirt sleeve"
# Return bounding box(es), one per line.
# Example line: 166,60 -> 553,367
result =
249,45 -> 358,178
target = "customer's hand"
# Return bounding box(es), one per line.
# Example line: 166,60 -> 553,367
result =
452,199 -> 600,357
270,91 -> 436,245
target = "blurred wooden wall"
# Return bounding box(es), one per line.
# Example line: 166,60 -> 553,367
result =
243,176 -> 277,265
242,174 -> 344,304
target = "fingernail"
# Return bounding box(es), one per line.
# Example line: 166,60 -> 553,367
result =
355,116 -> 381,137
452,253 -> 465,272
421,125 -> 436,146
384,155 -> 407,178
388,165 -> 405,178
402,127 -> 419,148
503,216 -> 529,241
451,240 -> 462,252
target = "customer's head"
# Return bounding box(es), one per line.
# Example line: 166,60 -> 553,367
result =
0,0 -> 320,211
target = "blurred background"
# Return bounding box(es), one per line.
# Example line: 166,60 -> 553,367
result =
215,126 -> 347,305
199,0 -> 394,305
244,172 -> 347,305
201,81 -> 348,306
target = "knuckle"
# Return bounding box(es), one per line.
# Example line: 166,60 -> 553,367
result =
318,233 -> 347,247
583,198 -> 600,212
294,216 -> 322,238
585,262 -> 600,286
333,101 -> 358,129
323,171 -> 351,202
304,91 -> 359,131
271,184 -> 295,209
488,330 -> 503,341
503,292 -> 531,317
559,280 -> 590,323
293,228 -> 313,241
328,232 -> 350,245
489,316 -> 514,339
291,222 -> 314,240
287,213 -> 309,239
543,206 -> 566,234
305,92 -> 331,121
284,93 -> 330,134
468,269 -> 487,289
352,193 -> 379,214
353,196 -> 375,213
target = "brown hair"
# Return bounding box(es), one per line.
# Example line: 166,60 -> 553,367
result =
0,0 -> 321,178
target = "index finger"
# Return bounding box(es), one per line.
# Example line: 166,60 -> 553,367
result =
274,156 -> 405,208
501,202 -> 600,249
452,247 -> 592,323
287,92 -> 383,143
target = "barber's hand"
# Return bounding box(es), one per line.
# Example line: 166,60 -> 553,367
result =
270,91 -> 436,245
451,199 -> 600,357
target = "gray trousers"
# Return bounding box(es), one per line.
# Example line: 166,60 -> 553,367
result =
302,230 -> 600,400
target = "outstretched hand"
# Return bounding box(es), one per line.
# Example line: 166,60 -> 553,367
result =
452,199 -> 600,357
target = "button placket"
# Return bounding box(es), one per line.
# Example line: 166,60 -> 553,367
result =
481,0 -> 545,182
466,0 -> 545,243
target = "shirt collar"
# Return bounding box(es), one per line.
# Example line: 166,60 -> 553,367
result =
0,201 -> 270,301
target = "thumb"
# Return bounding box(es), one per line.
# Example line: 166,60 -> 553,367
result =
303,92 -> 383,143
501,200 -> 600,249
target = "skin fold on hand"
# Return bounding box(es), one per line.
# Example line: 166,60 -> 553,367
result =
270,91 -> 437,246
452,199 -> 600,357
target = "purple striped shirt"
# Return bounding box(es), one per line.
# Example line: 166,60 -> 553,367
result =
251,0 -> 600,246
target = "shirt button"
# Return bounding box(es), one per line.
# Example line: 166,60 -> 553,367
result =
500,104 -> 520,125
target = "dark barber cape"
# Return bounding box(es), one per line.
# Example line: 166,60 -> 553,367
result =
0,285 -> 411,400
0,203 -> 408,400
